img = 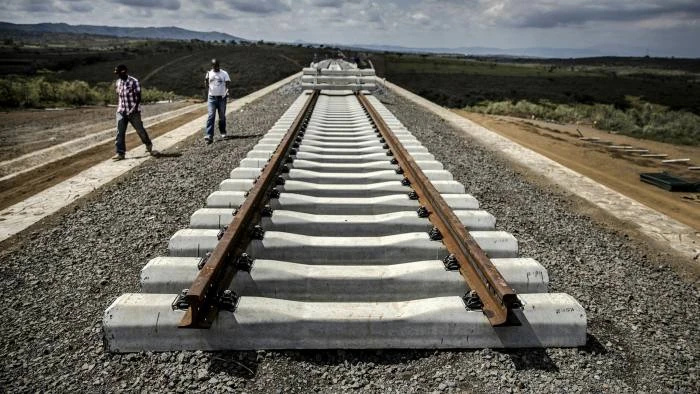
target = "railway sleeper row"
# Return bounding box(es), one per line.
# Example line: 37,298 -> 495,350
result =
104,87 -> 586,352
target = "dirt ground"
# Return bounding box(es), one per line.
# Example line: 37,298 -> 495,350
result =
455,110 -> 700,231
0,102 -> 193,162
0,104 -> 207,211
2,104 -> 698,233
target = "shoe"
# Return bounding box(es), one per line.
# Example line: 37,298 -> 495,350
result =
112,154 -> 125,161
146,144 -> 158,156
221,134 -> 233,140
204,137 -> 213,145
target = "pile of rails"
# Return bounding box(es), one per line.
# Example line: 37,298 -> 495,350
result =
103,63 -> 586,352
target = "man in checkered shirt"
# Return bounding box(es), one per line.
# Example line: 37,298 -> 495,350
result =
112,64 -> 155,160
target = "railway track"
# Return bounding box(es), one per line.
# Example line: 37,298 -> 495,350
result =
103,61 -> 586,352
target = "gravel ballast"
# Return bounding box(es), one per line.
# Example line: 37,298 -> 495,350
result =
1,83 -> 698,393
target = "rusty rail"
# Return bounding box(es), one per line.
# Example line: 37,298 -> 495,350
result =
179,90 -> 319,328
356,93 -> 517,325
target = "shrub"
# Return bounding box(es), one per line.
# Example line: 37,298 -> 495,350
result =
0,79 -> 23,107
94,81 -> 117,105
465,98 -> 699,145
0,76 -> 178,108
142,87 -> 176,103
58,80 -> 98,105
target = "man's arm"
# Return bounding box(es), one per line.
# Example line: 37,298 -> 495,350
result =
129,79 -> 142,114
204,72 -> 210,100
225,71 -> 231,98
133,90 -> 141,113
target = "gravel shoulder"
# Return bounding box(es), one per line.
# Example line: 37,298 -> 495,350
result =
1,84 -> 698,393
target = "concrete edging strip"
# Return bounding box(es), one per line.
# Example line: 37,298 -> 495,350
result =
382,80 -> 699,263
0,103 -> 202,181
0,72 -> 302,243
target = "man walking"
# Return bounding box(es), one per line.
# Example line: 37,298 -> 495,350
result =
113,64 -> 155,160
204,58 -> 231,144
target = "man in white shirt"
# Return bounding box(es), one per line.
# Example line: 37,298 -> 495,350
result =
204,59 -> 231,144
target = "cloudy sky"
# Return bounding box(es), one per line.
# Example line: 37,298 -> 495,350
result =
1,0 -> 699,57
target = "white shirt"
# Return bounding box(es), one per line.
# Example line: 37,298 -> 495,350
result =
206,69 -> 231,96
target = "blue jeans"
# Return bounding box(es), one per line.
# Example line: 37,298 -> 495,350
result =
205,96 -> 227,139
116,111 -> 152,155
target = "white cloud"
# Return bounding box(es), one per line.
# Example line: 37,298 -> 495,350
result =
0,0 -> 698,56
471,0 -> 700,28
110,0 -> 180,11
0,0 -> 94,13
221,0 -> 290,14
307,0 -> 344,7
410,12 -> 430,23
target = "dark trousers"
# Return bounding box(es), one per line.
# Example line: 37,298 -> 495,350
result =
115,111 -> 152,155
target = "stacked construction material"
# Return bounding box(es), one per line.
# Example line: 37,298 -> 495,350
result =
301,59 -> 377,91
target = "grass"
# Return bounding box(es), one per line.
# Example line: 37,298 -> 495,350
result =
382,62 -> 700,115
1,33 -> 698,145
0,40 -> 338,99
383,54 -> 592,77
0,76 -> 176,108
374,54 -> 700,145
465,98 -> 700,146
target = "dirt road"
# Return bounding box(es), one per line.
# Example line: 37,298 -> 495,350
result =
0,104 -> 207,210
0,102 -> 192,161
455,110 -> 700,230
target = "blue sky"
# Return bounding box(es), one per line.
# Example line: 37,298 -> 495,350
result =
1,0 -> 699,57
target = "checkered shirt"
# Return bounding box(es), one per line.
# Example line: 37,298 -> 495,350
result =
116,76 -> 141,113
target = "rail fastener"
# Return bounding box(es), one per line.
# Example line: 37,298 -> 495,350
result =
356,93 -> 518,326
177,90 -> 320,329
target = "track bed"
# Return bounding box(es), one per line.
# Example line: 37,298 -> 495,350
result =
104,84 -> 585,352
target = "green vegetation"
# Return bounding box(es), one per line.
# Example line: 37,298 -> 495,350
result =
377,54 -> 700,145
383,55 -> 588,77
0,39 -> 337,99
2,31 -> 698,146
465,98 -> 700,146
382,56 -> 700,114
0,76 -> 176,108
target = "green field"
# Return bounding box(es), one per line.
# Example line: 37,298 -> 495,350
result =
379,54 -> 700,113
0,40 -> 328,100
377,54 -> 700,145
1,34 -> 698,145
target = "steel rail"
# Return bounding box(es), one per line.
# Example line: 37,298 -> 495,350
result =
356,93 -> 517,325
179,90 -> 320,328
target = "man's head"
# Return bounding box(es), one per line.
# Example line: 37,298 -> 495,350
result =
114,64 -> 128,80
211,59 -> 220,71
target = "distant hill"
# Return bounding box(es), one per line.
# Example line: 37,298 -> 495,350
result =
351,43 -> 646,59
0,22 -> 246,42
281,40 -> 647,59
